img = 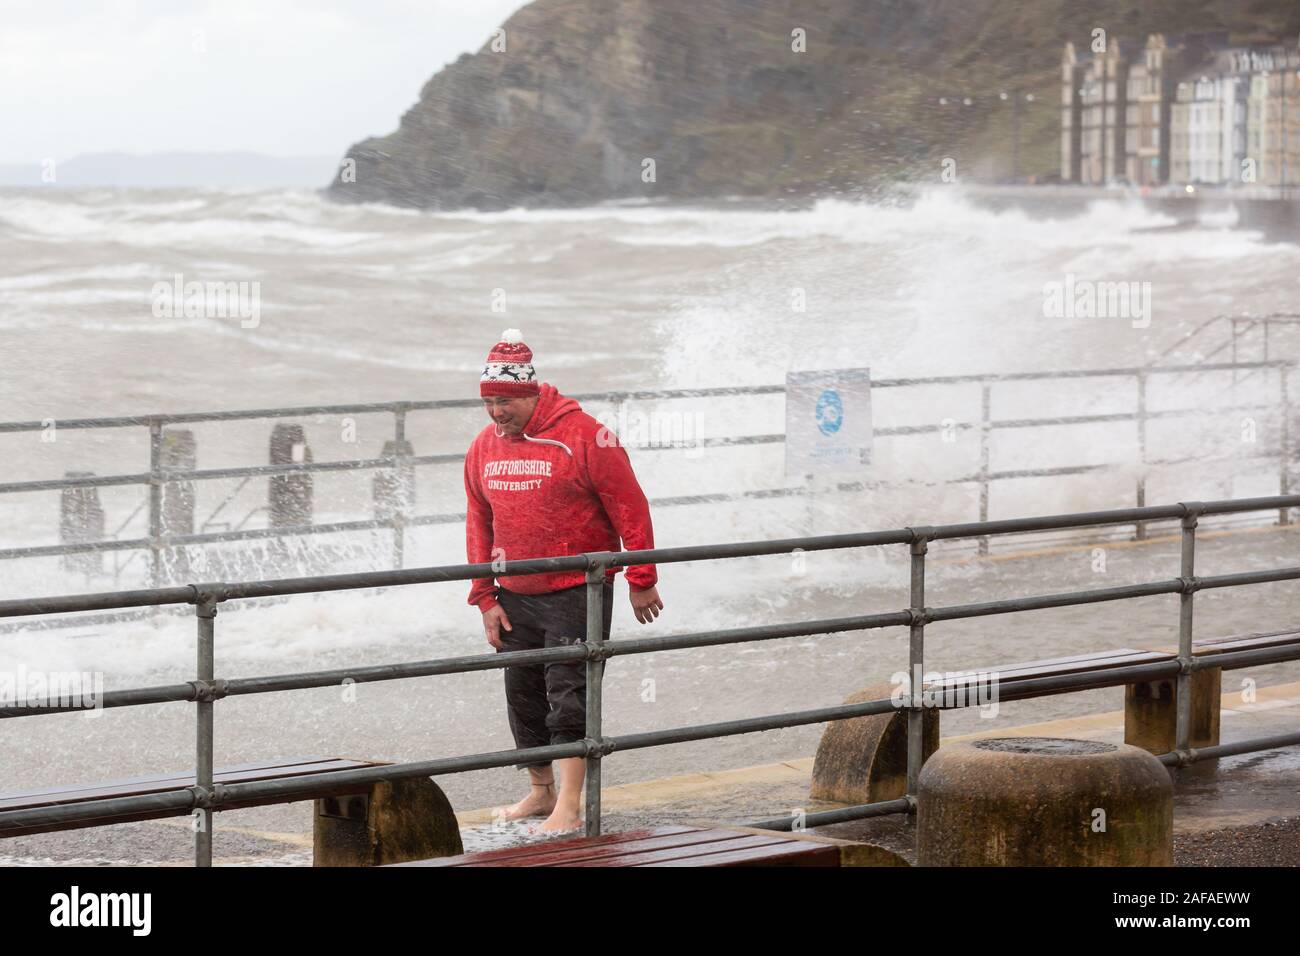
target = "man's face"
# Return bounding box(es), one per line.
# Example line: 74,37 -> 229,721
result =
483,395 -> 538,435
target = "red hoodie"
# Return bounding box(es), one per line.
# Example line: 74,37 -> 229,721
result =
464,382 -> 657,612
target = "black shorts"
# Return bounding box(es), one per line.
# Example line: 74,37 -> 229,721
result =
494,581 -> 614,770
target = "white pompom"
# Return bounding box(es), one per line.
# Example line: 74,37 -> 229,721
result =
501,328 -> 523,344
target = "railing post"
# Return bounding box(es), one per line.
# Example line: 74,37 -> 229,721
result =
192,583 -> 223,867
391,406 -> 408,569
1280,368 -> 1291,527
148,420 -> 163,587
906,530 -> 931,803
1135,370 -> 1148,540
583,559 -> 609,838
977,384 -> 992,555
1175,505 -> 1200,762
1230,318 -> 1239,387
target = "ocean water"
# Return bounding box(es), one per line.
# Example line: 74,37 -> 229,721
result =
0,186 -> 1297,843
3,185 -> 1296,419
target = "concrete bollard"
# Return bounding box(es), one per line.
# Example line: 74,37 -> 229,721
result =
917,737 -> 1173,866
810,682 -> 939,805
59,472 -> 105,576
269,424 -> 313,528
314,777 -> 463,866
159,429 -> 196,579
373,439 -> 416,521
1124,668 -> 1221,756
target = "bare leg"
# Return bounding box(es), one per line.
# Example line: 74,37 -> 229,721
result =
496,765 -> 557,821
531,756 -> 584,833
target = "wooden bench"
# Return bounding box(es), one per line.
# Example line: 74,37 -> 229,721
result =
0,755 -> 463,865
1124,628 -> 1300,754
929,648 -> 1172,701
927,631 -> 1300,754
812,629 -> 1300,802
811,649 -> 1170,804
0,756 -> 380,835
1182,628 -> 1300,660
387,825 -> 904,867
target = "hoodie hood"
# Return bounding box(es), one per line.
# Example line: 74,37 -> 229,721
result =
490,382 -> 583,456
519,382 -> 581,437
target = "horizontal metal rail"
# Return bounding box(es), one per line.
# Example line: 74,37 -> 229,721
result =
5,394 -> 1286,498
1158,730 -> 1300,766
748,798 -> 913,831
1,360 -> 1284,436
2,495 -> 1297,619
11,608 -> 1299,720
0,441 -> 1284,565
4,359 -> 1292,591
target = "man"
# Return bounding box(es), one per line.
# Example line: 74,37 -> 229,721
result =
464,329 -> 664,834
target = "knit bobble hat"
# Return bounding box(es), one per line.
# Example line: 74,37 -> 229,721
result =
480,329 -> 540,397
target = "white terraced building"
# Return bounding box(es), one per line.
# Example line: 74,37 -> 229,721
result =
1062,33 -> 1300,187
1171,73 -> 1248,185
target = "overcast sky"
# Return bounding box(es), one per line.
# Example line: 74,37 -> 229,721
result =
0,0 -> 528,163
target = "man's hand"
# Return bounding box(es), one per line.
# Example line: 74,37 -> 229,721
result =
630,586 -> 663,624
482,604 -> 513,649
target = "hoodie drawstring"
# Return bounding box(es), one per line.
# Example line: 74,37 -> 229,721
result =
521,432 -> 573,457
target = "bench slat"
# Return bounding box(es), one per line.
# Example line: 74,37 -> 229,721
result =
474,828 -> 762,867
549,832 -> 794,867
575,835 -> 837,867
0,758 -> 380,812
411,827 -> 841,868
0,757 -> 323,804
927,649 -> 1168,688
638,840 -> 839,867
398,827 -> 698,867
1135,629 -> 1300,658
1191,630 -> 1300,654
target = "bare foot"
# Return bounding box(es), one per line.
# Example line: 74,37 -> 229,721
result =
496,783 -> 556,822
527,806 -> 583,835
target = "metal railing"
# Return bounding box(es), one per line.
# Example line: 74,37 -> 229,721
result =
2,359 -> 1294,586
1,494 -> 1299,865
1150,311 -> 1300,370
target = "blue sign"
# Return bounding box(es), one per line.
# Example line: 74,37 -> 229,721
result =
785,368 -> 872,478
815,389 -> 844,436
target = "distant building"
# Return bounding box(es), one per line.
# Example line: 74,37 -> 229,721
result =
1060,42 -> 1085,183
1061,33 -> 1300,187
1248,73 -> 1270,181
1173,73 -> 1233,184
1075,41 -> 1129,184
1063,34 -> 1204,185
1124,36 -> 1180,186
1258,57 -> 1300,185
